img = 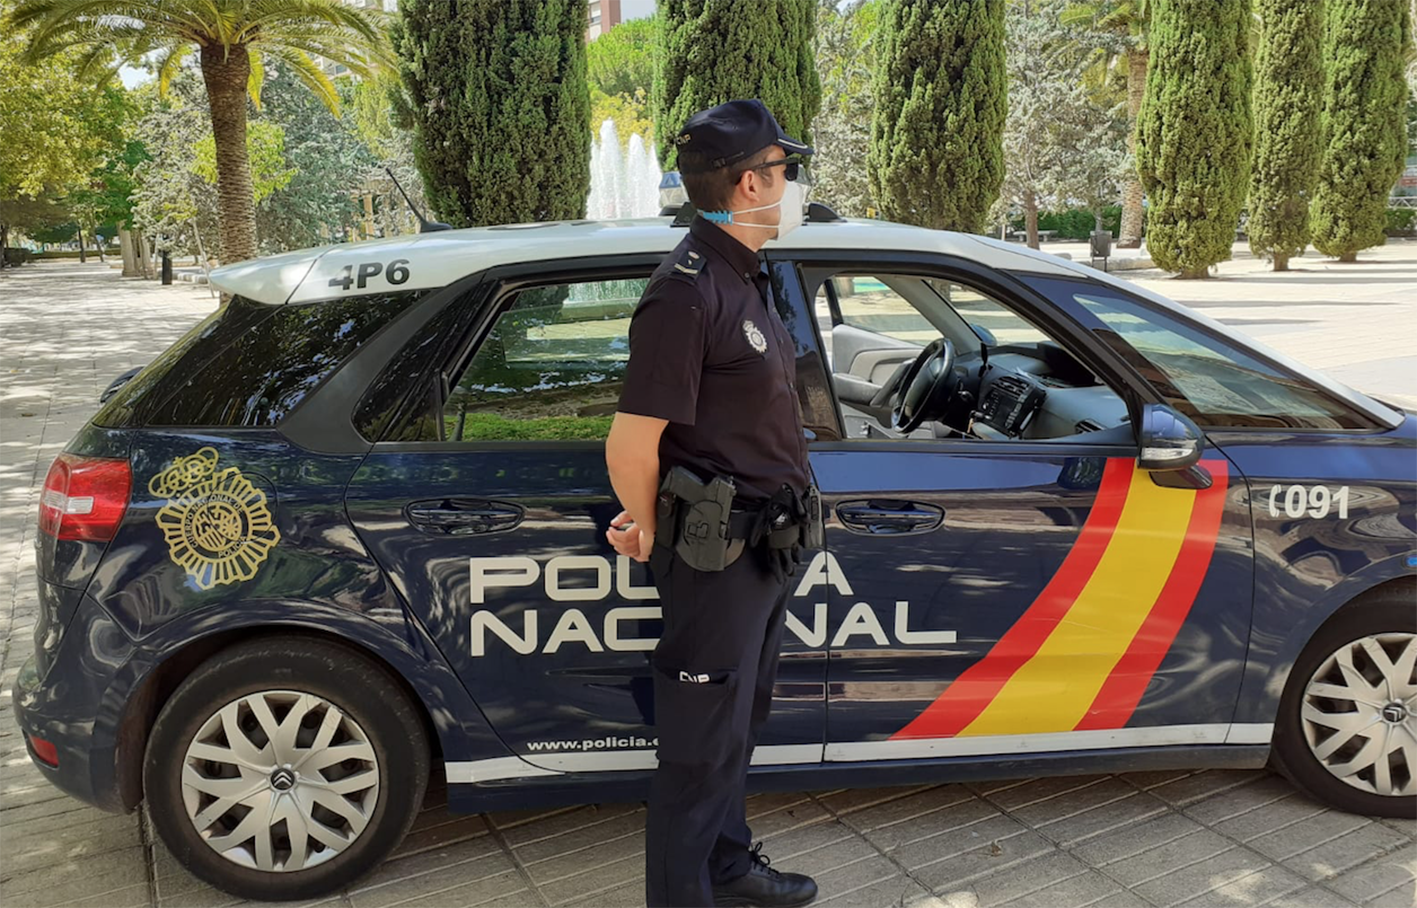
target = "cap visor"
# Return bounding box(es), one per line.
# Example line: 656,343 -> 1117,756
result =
776,132 -> 814,155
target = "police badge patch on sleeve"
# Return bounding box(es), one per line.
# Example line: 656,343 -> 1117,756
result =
742,319 -> 768,354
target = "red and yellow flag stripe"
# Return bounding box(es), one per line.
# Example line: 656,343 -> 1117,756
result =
892,457 -> 1230,740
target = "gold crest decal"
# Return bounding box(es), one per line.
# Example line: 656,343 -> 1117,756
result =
149,447 -> 280,590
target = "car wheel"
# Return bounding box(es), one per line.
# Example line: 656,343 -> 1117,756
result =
1272,591 -> 1416,818
143,637 -> 430,901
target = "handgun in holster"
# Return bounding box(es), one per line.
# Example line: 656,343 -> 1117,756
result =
655,466 -> 740,572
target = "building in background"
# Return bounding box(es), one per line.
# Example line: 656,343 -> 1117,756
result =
588,0 -> 622,40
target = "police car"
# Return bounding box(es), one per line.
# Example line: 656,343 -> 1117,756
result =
15,206 -> 1416,900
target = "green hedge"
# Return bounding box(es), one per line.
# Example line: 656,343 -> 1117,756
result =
1008,206 -> 1132,240
33,249 -> 120,260
1385,207 -> 1416,237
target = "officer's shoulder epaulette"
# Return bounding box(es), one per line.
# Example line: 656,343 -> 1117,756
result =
669,248 -> 705,280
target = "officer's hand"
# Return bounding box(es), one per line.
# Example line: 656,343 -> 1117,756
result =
606,510 -> 653,562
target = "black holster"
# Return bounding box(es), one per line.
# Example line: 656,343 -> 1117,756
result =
655,467 -> 741,572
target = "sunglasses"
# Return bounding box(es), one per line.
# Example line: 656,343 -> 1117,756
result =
747,156 -> 805,182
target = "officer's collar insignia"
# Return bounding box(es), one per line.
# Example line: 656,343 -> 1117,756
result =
673,249 -> 702,276
148,446 -> 281,590
742,319 -> 768,354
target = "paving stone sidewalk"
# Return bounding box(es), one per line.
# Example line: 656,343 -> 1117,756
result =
2,249 -> 1414,908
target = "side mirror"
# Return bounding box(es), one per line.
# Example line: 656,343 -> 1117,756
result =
970,323 -> 997,346
1136,404 -> 1204,472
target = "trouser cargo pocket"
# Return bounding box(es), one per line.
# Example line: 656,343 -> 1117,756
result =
651,659 -> 740,767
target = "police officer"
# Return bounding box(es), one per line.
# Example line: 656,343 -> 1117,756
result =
604,99 -> 819,908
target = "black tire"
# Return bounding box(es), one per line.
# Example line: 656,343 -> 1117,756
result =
1271,591 -> 1417,819
143,637 -> 430,901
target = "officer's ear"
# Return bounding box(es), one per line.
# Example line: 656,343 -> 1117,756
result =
737,165 -> 766,203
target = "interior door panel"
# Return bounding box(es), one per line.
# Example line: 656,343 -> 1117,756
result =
832,324 -> 920,383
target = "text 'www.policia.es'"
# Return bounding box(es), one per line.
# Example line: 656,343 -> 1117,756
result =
525,736 -> 658,753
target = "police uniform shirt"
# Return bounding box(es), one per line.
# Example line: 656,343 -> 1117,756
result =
618,216 -> 810,502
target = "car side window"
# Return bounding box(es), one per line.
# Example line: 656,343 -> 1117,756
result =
936,282 -> 1050,347
806,269 -> 1128,443
826,275 -> 938,348
436,278 -> 649,442
1053,286 -> 1372,430
137,292 -> 422,429
814,274 -> 1049,372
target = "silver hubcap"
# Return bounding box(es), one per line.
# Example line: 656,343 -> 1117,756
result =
181,690 -> 380,872
1302,633 -> 1417,797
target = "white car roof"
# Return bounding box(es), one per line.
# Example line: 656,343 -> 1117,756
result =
208,216 -> 1078,305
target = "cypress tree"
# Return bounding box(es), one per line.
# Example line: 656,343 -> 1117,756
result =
1248,0 -> 1323,271
1135,0 -> 1252,279
396,0 -> 590,227
869,0 -> 1007,233
1310,0 -> 1412,262
653,0 -> 821,170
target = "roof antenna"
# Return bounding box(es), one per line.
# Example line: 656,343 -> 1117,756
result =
385,167 -> 453,233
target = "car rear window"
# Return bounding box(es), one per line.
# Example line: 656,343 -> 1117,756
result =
94,292 -> 420,429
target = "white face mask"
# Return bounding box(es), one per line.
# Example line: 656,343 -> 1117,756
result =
700,178 -> 809,239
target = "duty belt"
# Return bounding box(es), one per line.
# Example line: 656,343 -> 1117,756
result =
655,467 -> 823,573
727,507 -> 803,550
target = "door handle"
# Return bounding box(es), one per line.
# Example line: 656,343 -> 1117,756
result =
835,500 -> 944,535
405,499 -> 524,536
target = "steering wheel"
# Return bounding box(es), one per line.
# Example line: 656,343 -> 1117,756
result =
891,338 -> 960,433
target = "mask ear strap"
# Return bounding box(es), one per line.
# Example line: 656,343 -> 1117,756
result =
700,210 -> 735,225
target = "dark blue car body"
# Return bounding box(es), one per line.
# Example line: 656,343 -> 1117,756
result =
15,219 -> 1416,825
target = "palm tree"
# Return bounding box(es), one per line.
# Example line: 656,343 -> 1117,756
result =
1061,0 -> 1149,248
7,0 -> 393,265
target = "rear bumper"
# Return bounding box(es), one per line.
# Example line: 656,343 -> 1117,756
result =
11,592 -> 136,814
12,655 -> 121,811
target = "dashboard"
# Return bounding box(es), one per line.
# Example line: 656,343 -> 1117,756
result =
973,350 -> 1131,441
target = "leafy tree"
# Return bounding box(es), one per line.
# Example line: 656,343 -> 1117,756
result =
349,69 -> 426,238
0,195 -> 70,259
812,0 -> 881,217
397,0 -> 591,227
998,0 -> 1128,248
1135,0 -> 1252,279
1248,0 -> 1323,271
251,67 -> 381,253
195,121 -> 296,206
0,13 -> 113,261
653,0 -> 821,170
9,0 -> 392,265
128,75 -> 220,263
1062,0 -> 1151,247
870,0 -> 1007,232
43,83 -> 140,261
1311,0 -> 1412,262
588,16 -> 656,97
591,88 -> 655,150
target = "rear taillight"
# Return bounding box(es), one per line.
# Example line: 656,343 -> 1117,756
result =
28,734 -> 59,767
39,454 -> 131,542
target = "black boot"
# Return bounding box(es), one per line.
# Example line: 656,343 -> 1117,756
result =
712,842 -> 818,907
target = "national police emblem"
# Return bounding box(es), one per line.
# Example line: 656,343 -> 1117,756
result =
148,447 -> 280,591
742,319 -> 768,354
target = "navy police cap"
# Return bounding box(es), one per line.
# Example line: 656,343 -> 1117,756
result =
674,99 -> 814,174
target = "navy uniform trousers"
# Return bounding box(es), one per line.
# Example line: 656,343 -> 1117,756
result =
644,542 -> 793,908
